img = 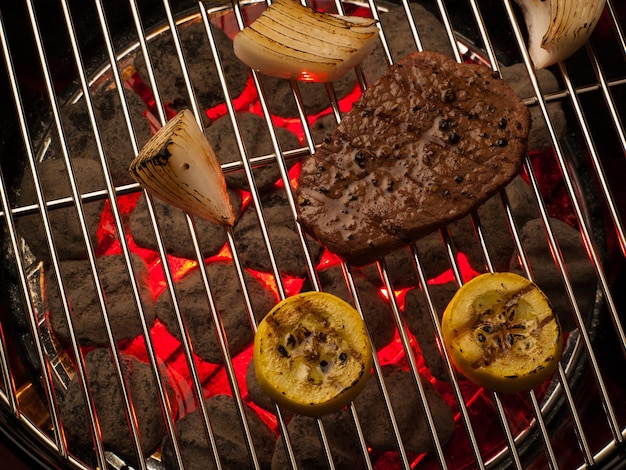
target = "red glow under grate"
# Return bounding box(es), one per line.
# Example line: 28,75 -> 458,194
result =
83,13 -> 568,468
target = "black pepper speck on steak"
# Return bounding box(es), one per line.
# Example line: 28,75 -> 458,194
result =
296,51 -> 531,266
17,158 -> 106,263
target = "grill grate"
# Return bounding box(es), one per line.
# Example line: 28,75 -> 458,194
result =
0,0 -> 625,469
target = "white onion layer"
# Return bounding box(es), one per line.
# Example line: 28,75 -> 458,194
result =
129,109 -> 235,226
233,0 -> 379,82
515,0 -> 606,69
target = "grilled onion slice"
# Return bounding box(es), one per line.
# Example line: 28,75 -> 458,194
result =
253,292 -> 373,416
233,0 -> 379,82
441,272 -> 563,393
129,109 -> 235,226
515,0 -> 606,69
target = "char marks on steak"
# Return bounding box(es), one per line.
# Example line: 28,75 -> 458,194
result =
296,51 -> 531,266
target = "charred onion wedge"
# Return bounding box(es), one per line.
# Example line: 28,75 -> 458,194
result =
441,272 -> 563,393
129,109 -> 235,226
253,291 -> 373,416
233,0 -> 379,82
514,0 -> 606,69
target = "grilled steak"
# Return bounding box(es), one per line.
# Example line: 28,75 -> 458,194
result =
296,51 -> 531,266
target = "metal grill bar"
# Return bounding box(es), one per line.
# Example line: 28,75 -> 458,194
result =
0,14 -> 58,436
200,3 -> 302,468
89,0 -> 186,466
128,12 -> 233,470
7,15 -> 107,470
499,185 -> 596,466
0,0 -> 624,469
159,2 -> 264,466
504,0 -> 625,444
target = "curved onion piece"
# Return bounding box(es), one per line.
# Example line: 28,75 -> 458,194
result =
515,0 -> 606,69
129,109 -> 235,226
233,0 -> 379,82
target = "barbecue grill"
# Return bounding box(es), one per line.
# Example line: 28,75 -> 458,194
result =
0,0 -> 625,469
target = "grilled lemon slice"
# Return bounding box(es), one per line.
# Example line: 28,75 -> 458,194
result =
253,291 -> 373,416
441,272 -> 563,393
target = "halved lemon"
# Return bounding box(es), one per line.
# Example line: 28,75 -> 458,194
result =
441,272 -> 563,393
253,291 -> 373,416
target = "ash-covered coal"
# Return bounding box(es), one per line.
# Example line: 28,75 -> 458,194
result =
271,409 -> 364,470
129,188 -> 241,260
501,64 -> 567,151
234,189 -> 324,278
17,158 -> 106,263
302,267 -> 397,351
361,3 -> 455,84
43,87 -> 152,187
58,348 -> 170,467
261,70 -> 355,119
161,394 -> 276,470
354,365 -> 455,454
132,20 -> 249,128
207,112 -> 300,192
403,282 -> 460,381
47,253 -> 155,347
156,260 -> 276,364
510,217 -> 597,332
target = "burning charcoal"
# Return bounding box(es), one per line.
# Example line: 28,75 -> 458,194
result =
47,253 -> 155,347
509,217 -> 596,332
92,89 -> 152,186
301,268 -> 396,350
245,360 -> 295,421
501,63 -> 567,151
58,348 -> 170,467
361,3 -> 455,84
271,409 -> 363,470
448,176 -> 538,273
161,394 -> 276,470
245,360 -> 276,416
45,88 -> 152,187
261,72 -> 356,118
129,189 -> 242,260
403,282 -> 459,381
206,112 -> 301,192
354,365 -> 455,454
17,158 -> 105,263
358,233 -> 449,289
133,21 -> 249,127
233,189 -> 324,278
156,260 -> 276,364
